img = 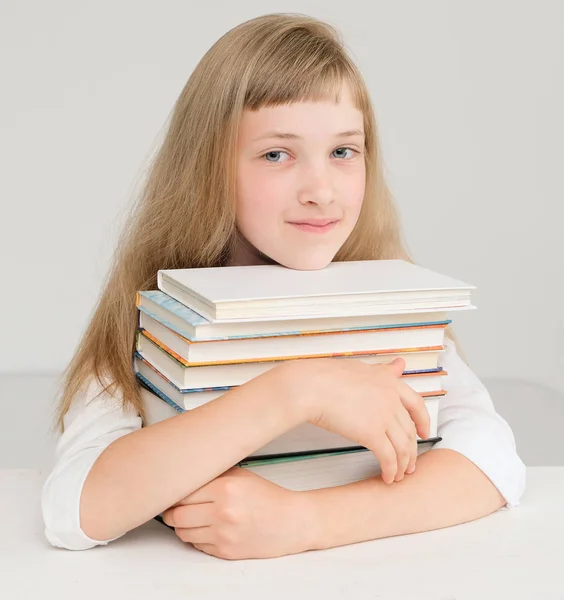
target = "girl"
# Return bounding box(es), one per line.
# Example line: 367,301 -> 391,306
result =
42,13 -> 526,559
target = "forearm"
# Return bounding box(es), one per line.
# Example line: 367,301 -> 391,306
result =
305,448 -> 506,550
80,363 -> 302,541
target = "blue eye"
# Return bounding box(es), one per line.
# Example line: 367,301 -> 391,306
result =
264,151 -> 287,163
332,147 -> 357,159
262,148 -> 358,163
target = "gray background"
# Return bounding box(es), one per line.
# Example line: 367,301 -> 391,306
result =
1,1 -> 562,470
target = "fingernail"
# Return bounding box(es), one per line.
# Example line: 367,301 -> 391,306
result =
407,465 -> 416,474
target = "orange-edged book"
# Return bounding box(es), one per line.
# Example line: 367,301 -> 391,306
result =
138,310 -> 447,364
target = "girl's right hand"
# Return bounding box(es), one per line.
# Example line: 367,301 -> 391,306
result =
285,356 -> 431,484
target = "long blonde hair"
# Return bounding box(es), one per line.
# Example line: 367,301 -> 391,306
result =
54,12 -> 460,432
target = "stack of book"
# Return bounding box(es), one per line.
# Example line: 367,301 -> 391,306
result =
134,259 -> 475,490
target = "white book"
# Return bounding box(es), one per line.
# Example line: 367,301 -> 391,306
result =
139,378 -> 442,458
136,333 -> 444,389
138,310 -> 447,364
239,443 -> 438,491
157,259 -> 475,322
134,355 -> 447,405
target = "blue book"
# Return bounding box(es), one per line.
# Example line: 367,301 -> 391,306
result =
136,289 -> 452,342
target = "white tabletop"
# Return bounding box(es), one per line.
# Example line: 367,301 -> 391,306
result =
1,468 -> 563,600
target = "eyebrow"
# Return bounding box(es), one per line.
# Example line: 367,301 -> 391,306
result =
252,129 -> 365,142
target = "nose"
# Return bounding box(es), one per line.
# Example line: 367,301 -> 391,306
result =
297,162 -> 335,206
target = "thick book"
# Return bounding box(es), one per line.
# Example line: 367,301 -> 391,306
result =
138,310 -> 447,364
157,259 -> 475,322
135,334 -> 445,389
137,369 -> 442,457
137,290 -> 452,342
237,443 -> 440,491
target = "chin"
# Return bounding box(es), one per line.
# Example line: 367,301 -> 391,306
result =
269,249 -> 337,271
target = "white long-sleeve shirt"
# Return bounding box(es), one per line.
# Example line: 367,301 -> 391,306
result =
41,338 -> 527,551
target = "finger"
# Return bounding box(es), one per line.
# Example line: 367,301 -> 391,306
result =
371,433 -> 397,485
162,502 -> 215,528
396,408 -> 419,475
394,406 -> 418,475
177,526 -> 213,545
395,382 -> 430,439
385,420 -> 412,482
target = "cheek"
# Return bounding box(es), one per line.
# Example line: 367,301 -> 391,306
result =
343,168 -> 366,215
236,168 -> 286,227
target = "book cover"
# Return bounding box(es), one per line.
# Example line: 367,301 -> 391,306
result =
158,259 -> 475,304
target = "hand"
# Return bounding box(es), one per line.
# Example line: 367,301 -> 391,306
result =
161,467 -> 313,560
285,356 -> 430,485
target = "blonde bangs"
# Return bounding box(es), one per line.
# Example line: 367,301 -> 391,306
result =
243,45 -> 366,113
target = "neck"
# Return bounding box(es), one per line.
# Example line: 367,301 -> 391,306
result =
228,231 -> 278,267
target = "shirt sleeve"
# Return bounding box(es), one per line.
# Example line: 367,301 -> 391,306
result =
431,338 -> 526,508
41,376 -> 142,550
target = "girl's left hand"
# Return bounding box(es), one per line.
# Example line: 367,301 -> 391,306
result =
161,467 -> 315,560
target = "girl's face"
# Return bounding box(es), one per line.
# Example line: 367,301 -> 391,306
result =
234,83 -> 366,270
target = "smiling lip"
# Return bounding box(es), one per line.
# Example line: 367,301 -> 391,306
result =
288,219 -> 339,233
